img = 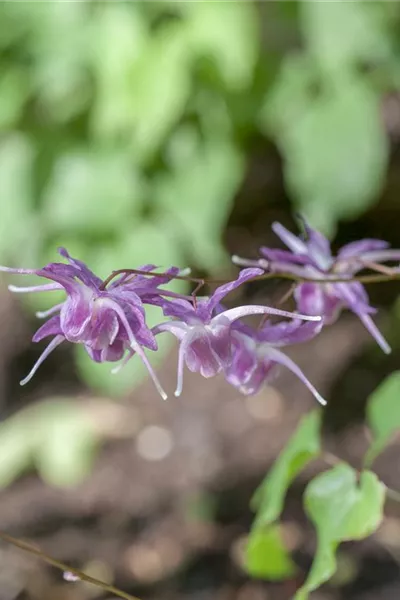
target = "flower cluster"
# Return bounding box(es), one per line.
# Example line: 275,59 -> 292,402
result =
1,247 -> 324,404
233,218 -> 400,355
2,220 -> 397,405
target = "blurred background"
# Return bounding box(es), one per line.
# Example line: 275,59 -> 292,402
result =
0,2 -> 400,599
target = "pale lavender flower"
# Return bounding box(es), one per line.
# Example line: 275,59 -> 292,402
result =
225,318 -> 326,405
128,268 -> 323,398
0,248 -> 183,398
233,218 -> 400,354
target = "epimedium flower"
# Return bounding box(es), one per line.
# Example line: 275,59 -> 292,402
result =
0,248 -> 186,399
233,218 -> 400,354
225,318 -> 326,405
119,267 -> 323,399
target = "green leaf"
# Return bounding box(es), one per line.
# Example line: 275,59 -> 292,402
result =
0,411 -> 35,488
155,130 -> 244,270
90,4 -> 148,140
0,68 -> 29,130
300,1 -> 392,73
0,400 -> 100,488
295,465 -> 385,599
252,410 -> 322,526
129,22 -> 191,161
0,134 -> 35,262
28,2 -> 91,121
281,78 -> 388,233
42,150 -> 144,235
75,221 -> 187,396
35,401 -> 100,487
186,1 -> 259,91
245,526 -> 296,581
260,54 -> 317,139
365,372 -> 400,465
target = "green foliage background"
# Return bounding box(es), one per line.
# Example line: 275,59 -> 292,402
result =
0,3 -> 400,596
0,1 -> 399,392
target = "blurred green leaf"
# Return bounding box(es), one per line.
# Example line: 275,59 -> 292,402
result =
28,2 -> 91,121
365,372 -> 400,465
155,130 -> 244,270
0,135 -> 35,261
295,465 -> 385,599
43,150 -> 144,235
245,525 -> 296,581
260,53 -> 318,140
76,221 -> 187,396
91,3 -> 148,140
0,400 -> 100,488
252,410 -> 321,525
186,1 -> 259,91
281,79 -> 388,233
301,1 -> 392,73
129,23 -> 191,161
0,412 -> 35,488
35,401 -> 99,487
0,68 -> 29,130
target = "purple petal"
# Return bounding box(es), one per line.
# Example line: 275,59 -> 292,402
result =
98,298 -> 167,399
225,334 -> 258,389
220,304 -> 322,323
208,317 -> 233,369
294,283 -> 341,324
58,248 -> 103,288
0,265 -> 37,275
205,268 -> 264,314
36,303 -> 64,319
184,331 -> 221,378
86,339 -> 125,363
350,249 -> 400,264
299,217 -> 332,267
333,282 -> 376,315
260,248 -> 313,266
59,286 -> 94,341
257,318 -> 323,346
357,313 -> 391,355
32,315 -> 62,342
271,222 -> 308,254
20,335 -> 65,385
333,283 -> 391,354
9,283 -> 63,294
106,290 -> 157,350
338,239 -> 389,259
263,347 -> 327,405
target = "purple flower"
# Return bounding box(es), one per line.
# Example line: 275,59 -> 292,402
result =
0,248 -> 184,398
134,268 -> 323,398
225,318 -> 326,405
233,219 -> 400,354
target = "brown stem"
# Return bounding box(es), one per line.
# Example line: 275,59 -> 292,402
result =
0,530 -> 140,600
99,267 -> 400,292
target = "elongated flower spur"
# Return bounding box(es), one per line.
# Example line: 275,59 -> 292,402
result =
0,251 -> 326,405
233,218 -> 400,354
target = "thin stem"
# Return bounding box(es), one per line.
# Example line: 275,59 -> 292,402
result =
100,267 -> 400,291
0,530 -> 141,600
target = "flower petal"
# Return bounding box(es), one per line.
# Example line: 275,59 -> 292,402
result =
262,346 -> 327,405
294,283 -> 341,323
338,239 -> 389,259
220,304 -> 322,323
32,315 -> 62,342
205,268 -> 263,314
184,330 -> 221,378
272,222 -> 308,254
20,335 -> 64,385
257,318 -> 323,346
58,247 -> 103,288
